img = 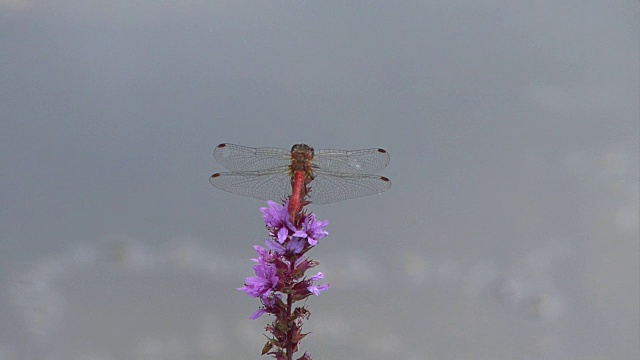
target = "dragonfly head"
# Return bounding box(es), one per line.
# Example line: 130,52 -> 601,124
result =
291,144 -> 314,157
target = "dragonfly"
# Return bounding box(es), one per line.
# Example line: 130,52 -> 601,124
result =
209,143 -> 391,221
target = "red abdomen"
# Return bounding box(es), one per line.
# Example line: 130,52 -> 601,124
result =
288,171 -> 307,221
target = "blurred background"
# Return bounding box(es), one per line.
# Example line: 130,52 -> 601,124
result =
1,1 -> 638,359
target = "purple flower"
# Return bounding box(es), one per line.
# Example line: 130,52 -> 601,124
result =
264,236 -> 305,255
260,201 -> 287,227
293,214 -> 328,246
238,262 -> 278,298
307,272 -> 330,296
308,283 -> 330,296
248,294 -> 282,320
264,238 -> 286,253
261,200 -> 293,228
251,245 -> 275,264
287,237 -> 305,254
261,200 -> 298,243
249,307 -> 267,320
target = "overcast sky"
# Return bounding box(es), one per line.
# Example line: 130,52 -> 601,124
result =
1,1 -> 638,359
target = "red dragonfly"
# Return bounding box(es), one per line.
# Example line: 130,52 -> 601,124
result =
210,143 -> 391,221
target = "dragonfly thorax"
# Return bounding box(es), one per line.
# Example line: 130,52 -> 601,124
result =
290,144 -> 315,173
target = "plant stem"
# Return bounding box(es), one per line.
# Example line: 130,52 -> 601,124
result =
286,253 -> 297,360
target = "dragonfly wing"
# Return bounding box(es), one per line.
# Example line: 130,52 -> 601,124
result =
313,148 -> 390,175
209,169 -> 292,201
213,143 -> 291,172
306,172 -> 392,204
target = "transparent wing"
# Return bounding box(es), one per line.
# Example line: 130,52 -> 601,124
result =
213,143 -> 291,172
306,172 -> 392,204
313,148 -> 390,175
209,168 -> 292,201
211,143 -> 392,204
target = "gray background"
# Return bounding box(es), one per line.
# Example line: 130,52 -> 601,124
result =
1,1 -> 638,359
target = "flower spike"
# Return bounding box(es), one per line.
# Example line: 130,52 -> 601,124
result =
240,201 -> 330,359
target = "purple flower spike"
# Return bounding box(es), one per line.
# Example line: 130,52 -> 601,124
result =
241,201 -> 330,359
